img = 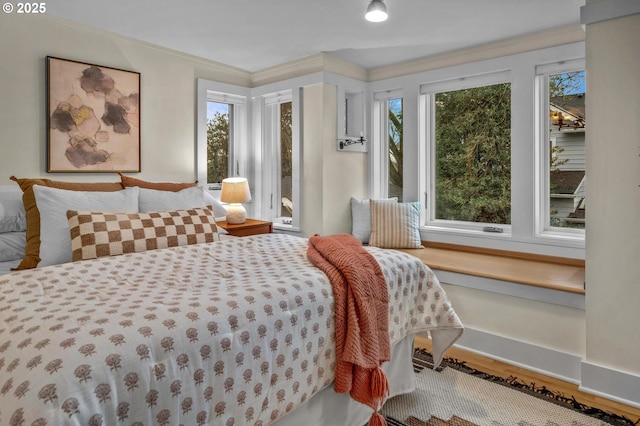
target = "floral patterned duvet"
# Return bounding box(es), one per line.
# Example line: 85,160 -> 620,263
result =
0,233 -> 463,426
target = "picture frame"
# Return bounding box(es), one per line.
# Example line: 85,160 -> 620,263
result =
46,56 -> 141,172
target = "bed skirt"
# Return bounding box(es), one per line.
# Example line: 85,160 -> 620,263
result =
274,334 -> 416,426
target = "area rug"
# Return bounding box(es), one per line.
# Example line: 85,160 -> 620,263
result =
379,348 -> 639,426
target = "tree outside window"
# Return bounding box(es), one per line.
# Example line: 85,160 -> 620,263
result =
388,98 -> 403,201
280,101 -> 293,217
206,101 -> 230,184
434,83 -> 512,224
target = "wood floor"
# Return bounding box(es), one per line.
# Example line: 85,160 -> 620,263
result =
414,336 -> 640,423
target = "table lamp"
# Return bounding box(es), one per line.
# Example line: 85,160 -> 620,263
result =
220,177 -> 251,224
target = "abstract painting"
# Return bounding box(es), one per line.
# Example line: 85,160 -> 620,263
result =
47,56 -> 140,172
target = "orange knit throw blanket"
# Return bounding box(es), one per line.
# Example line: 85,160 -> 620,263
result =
307,234 -> 390,426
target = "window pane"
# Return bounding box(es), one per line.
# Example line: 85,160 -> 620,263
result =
280,101 -> 293,218
548,71 -> 586,229
388,98 -> 403,201
206,101 -> 231,184
434,83 -> 511,224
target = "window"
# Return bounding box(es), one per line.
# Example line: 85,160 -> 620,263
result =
372,90 -> 403,201
388,98 -> 404,201
204,91 -> 247,185
206,101 -> 231,184
371,43 -> 585,257
263,91 -> 294,225
279,101 -> 293,218
196,79 -> 249,187
536,60 -> 586,235
423,72 -> 511,230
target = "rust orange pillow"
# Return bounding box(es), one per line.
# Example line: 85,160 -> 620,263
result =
118,172 -> 198,192
9,176 -> 123,270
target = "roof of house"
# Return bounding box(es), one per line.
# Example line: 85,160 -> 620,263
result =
550,170 -> 585,195
550,93 -> 586,131
550,93 -> 586,119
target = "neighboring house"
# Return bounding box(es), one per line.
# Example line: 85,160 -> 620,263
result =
549,94 -> 586,228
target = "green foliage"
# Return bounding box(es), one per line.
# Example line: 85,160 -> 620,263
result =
388,101 -> 403,201
280,101 -> 293,217
435,83 -> 512,224
280,102 -> 292,180
207,112 -> 229,184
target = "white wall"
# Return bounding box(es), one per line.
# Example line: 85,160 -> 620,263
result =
444,284 -> 586,355
0,13 -> 250,183
301,83 -> 367,237
585,11 -> 640,378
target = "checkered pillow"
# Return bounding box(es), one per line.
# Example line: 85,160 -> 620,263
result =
67,207 -> 220,261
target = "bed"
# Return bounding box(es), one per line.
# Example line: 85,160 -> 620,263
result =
0,181 -> 463,426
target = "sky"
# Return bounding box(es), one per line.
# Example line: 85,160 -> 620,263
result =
207,101 -> 229,121
558,71 -> 586,95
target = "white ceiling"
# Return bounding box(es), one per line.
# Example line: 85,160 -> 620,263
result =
45,0 -> 586,72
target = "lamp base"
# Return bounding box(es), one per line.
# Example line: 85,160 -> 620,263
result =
226,203 -> 246,224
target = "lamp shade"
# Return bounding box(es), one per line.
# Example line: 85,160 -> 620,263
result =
220,177 -> 251,204
365,0 -> 388,22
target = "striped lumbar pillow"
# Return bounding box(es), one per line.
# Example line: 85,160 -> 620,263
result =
67,207 -> 220,261
350,197 -> 397,244
369,200 -> 423,249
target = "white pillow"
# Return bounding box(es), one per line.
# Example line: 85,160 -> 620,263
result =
138,186 -> 205,212
0,231 -> 26,262
203,190 -> 229,219
32,185 -> 139,267
369,200 -> 423,249
0,186 -> 27,233
350,197 -> 397,244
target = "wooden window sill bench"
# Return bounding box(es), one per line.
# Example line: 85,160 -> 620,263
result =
395,242 -> 585,307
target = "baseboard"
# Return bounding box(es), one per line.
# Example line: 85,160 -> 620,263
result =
580,360 -> 640,408
454,327 -> 583,383
455,327 -> 640,408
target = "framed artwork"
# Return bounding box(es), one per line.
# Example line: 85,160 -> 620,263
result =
46,56 -> 141,172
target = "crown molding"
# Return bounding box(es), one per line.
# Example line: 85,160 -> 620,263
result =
366,25 -> 586,82
251,54 -> 325,87
250,53 -> 367,87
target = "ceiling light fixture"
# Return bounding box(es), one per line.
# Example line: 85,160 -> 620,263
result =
365,0 -> 388,22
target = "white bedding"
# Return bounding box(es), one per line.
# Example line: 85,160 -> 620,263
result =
0,233 -> 463,425
0,259 -> 20,276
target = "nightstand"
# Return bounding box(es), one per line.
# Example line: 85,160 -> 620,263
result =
216,218 -> 273,237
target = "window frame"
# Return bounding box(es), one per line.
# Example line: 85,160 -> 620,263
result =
371,89 -> 403,199
367,42 -> 586,258
421,70 -> 513,234
196,79 -> 250,187
262,90 -> 296,227
204,97 -> 234,185
534,59 -> 586,241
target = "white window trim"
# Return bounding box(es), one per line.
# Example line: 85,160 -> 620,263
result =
371,89 -> 403,199
262,90 -> 298,228
534,59 -> 586,241
421,70 -> 513,234
368,42 -> 586,258
196,79 -> 250,187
